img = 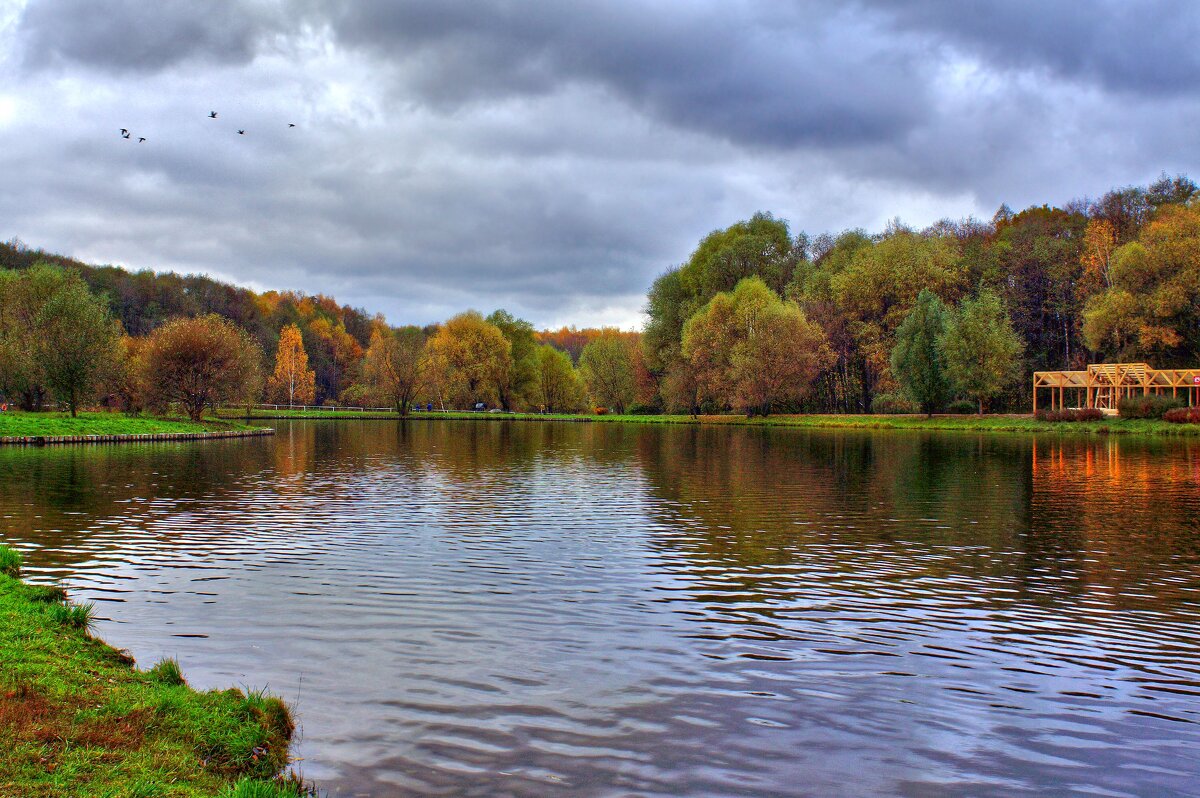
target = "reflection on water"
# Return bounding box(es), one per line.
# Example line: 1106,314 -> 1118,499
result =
2,421 -> 1200,797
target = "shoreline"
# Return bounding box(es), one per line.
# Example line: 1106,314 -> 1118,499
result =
0,545 -> 303,797
216,409 -> 1200,437
0,412 -> 275,446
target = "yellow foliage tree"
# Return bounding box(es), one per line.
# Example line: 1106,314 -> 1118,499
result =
268,323 -> 316,406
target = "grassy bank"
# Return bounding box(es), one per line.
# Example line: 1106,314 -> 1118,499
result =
218,407 -> 1200,437
0,412 -> 263,438
0,546 -> 304,798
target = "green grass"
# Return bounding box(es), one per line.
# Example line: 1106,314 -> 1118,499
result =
218,407 -> 1200,437
0,412 -> 263,438
0,545 -> 305,798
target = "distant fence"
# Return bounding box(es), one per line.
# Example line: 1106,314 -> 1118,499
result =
236,403 -> 464,413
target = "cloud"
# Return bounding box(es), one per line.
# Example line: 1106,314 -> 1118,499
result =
16,0 -> 285,73
0,0 -> 1196,328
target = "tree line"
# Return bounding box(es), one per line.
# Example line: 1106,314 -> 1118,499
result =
1,172 -> 1197,418
645,172 -> 1200,414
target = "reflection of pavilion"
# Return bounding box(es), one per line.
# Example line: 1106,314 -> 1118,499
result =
1033,362 -> 1200,412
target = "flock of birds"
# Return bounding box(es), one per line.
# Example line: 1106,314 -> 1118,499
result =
119,111 -> 296,143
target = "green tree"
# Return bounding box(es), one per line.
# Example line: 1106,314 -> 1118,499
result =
682,277 -> 832,416
579,332 -> 636,413
487,309 -> 538,411
891,289 -> 951,415
941,290 -> 1023,413
38,272 -> 122,416
363,325 -> 426,415
533,344 -> 586,413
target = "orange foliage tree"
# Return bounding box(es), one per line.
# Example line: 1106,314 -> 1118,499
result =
268,323 -> 316,406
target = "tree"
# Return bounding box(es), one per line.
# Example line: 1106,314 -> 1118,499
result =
1082,203 -> 1200,362
38,272 -> 122,416
142,315 -> 263,421
579,331 -> 636,413
267,323 -> 316,406
425,311 -> 511,409
891,289 -> 951,415
533,344 -> 586,413
363,325 -> 426,415
487,309 -> 537,411
941,290 -> 1023,413
682,277 -> 832,416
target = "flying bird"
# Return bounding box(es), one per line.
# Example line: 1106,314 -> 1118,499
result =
237,129 -> 245,135
209,111 -> 218,119
138,137 -> 146,143
120,128 -> 129,138
288,123 -> 296,128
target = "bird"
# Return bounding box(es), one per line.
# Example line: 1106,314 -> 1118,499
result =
208,111 -> 218,119
237,129 -> 245,135
288,123 -> 296,128
120,128 -> 130,138
138,137 -> 146,143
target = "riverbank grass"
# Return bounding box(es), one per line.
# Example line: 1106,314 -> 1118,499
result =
0,545 -> 302,798
219,408 -> 1200,436
0,411 -> 262,438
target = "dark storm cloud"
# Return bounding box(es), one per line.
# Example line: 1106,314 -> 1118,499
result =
1,0 -> 1197,327
872,0 -> 1200,97
17,0 -> 285,72
315,0 -> 931,149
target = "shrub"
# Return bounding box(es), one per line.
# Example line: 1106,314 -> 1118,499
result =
593,407 -> 608,415
1118,395 -> 1185,419
1036,408 -> 1106,423
626,403 -> 661,416
1164,407 -> 1200,424
871,393 -> 918,414
947,399 -> 977,414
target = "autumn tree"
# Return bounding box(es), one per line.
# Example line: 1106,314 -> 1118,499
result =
268,323 -> 316,406
941,290 -> 1023,413
579,331 -> 636,413
891,289 -> 952,416
426,311 -> 512,409
364,325 -> 426,415
533,344 -> 586,413
682,277 -> 831,416
142,314 -> 264,421
1083,203 -> 1200,362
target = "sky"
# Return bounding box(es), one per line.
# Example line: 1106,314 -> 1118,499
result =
0,1 -> 1197,329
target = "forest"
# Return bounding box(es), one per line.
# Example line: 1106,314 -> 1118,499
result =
0,172 -> 1197,418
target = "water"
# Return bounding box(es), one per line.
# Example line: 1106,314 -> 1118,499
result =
2,420 -> 1200,797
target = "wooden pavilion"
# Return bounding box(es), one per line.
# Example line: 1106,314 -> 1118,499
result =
1033,362 -> 1200,412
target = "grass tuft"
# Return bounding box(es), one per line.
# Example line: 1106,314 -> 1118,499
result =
0,545 -> 22,577
148,657 -> 186,687
48,599 -> 95,630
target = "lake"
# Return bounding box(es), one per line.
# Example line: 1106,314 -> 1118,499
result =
2,420 -> 1199,797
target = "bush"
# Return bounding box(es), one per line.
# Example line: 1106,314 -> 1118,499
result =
626,403 -> 661,416
947,399 -> 977,414
593,407 -> 608,415
871,392 -> 919,414
1036,408 -> 1106,423
1117,395 -> 1185,419
1164,407 -> 1200,424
